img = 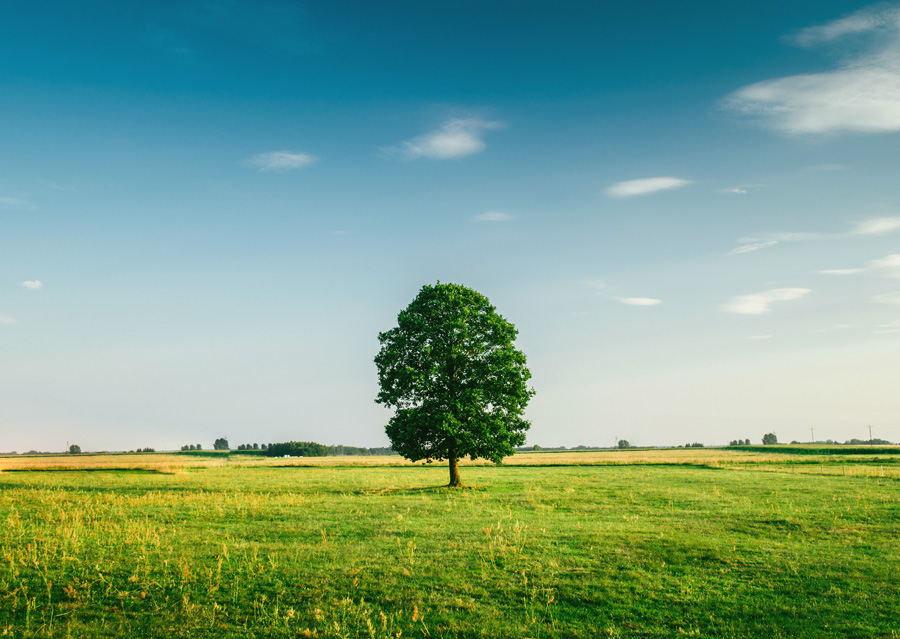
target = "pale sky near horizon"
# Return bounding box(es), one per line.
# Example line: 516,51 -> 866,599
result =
2,1 -> 899,452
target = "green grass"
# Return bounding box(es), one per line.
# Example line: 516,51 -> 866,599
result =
1,453 -> 899,638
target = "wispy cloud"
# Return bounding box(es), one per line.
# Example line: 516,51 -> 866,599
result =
0,196 -> 37,210
385,118 -> 503,160
721,288 -> 811,314
0,314 -> 15,325
723,4 -> 900,134
813,324 -> 851,333
748,334 -> 774,339
854,217 -> 900,235
818,268 -> 865,275
730,216 -> 900,254
874,320 -> 900,333
585,280 -> 608,290
719,188 -> 748,195
606,177 -> 691,198
248,151 -> 317,172
730,240 -> 780,255
617,297 -> 663,306
819,253 -> 900,278
472,211 -> 514,222
873,291 -> 900,305
21,280 -> 43,290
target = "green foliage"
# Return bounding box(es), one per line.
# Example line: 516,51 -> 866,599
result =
68,444 -> 81,454
213,437 -> 229,451
327,445 -> 395,456
762,432 -> 778,445
375,283 -> 534,481
265,441 -> 328,457
617,439 -> 630,449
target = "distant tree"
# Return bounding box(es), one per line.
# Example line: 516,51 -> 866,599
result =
213,438 -> 229,451
68,444 -> 81,454
266,441 -> 327,457
762,433 -> 778,445
617,439 -> 631,449
375,282 -> 534,487
196,444 -> 202,450
532,444 -> 543,451
260,443 -> 267,450
253,443 -> 259,450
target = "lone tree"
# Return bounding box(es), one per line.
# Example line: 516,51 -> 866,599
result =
762,432 -> 778,445
375,282 -> 534,487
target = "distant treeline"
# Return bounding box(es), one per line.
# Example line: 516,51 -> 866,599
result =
326,445 -> 396,456
515,445 -> 600,452
731,444 -> 900,455
265,441 -> 328,457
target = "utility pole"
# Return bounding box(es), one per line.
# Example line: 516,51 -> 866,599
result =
810,427 -> 814,443
868,423 -> 873,442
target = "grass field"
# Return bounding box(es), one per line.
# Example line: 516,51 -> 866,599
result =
1,448 -> 899,638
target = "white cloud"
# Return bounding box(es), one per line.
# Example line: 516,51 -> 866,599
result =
854,216 -> 900,235
719,188 -> 748,195
248,151 -> 317,172
874,320 -> 900,333
869,253 -> 900,277
472,211 -> 514,222
721,288 -> 811,315
723,5 -> 900,134
0,196 -> 37,210
873,291 -> 900,305
617,297 -> 662,306
386,118 -> 503,160
585,280 -> 608,290
21,280 -> 43,290
818,268 -> 865,275
0,314 -> 15,325
729,240 -> 779,255
813,324 -> 851,333
792,5 -> 900,46
606,177 -> 691,198
820,253 -> 900,278
731,217 -> 900,255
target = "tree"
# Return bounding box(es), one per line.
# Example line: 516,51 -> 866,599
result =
266,441 -> 327,457
375,282 -> 534,487
617,439 -> 631,449
762,432 -> 778,445
68,444 -> 81,454
213,437 -> 229,451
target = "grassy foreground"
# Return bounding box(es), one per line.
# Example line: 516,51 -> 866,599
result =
1,449 -> 899,638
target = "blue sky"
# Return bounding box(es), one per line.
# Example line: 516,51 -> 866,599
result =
2,1 -> 899,451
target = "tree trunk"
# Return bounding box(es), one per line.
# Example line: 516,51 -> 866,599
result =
447,451 -> 462,487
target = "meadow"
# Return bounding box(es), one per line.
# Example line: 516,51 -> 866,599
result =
1,448 -> 898,638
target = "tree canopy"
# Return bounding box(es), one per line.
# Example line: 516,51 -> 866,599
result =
375,282 -> 534,486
